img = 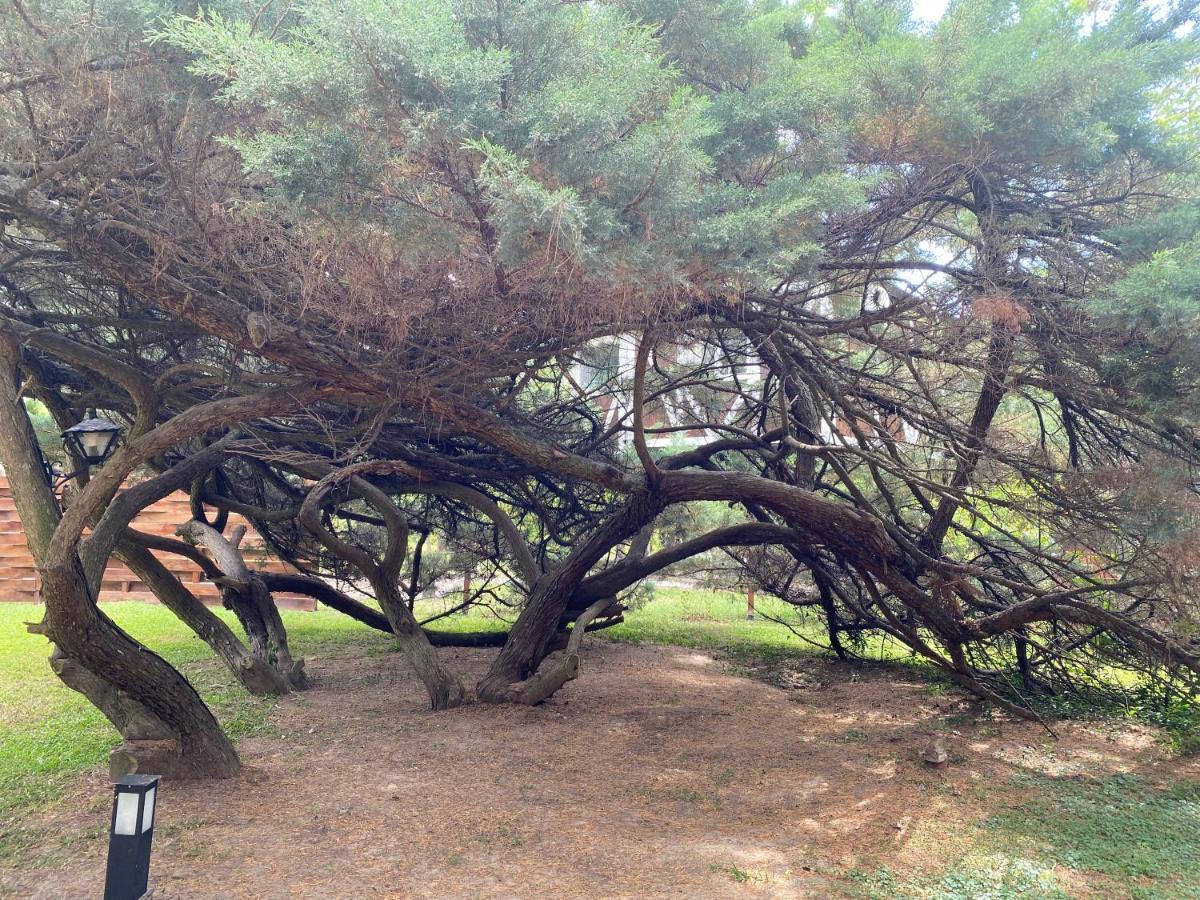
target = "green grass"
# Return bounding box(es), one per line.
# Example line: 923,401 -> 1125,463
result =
848,858 -> 1070,899
986,775 -> 1200,896
3,590 -> 1199,897
601,586 -> 916,664
607,587 -> 825,658
843,775 -> 1200,899
0,601 -> 383,834
709,862 -> 756,883
415,585 -> 844,659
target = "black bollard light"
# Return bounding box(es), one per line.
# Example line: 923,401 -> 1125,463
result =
103,774 -> 160,900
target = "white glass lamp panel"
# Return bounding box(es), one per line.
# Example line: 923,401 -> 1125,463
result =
141,786 -> 156,833
80,431 -> 110,458
864,284 -> 891,311
114,792 -> 139,836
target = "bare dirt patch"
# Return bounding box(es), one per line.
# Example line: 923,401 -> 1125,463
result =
2,641 -> 1195,898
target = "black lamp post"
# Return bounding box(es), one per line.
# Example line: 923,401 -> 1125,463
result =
51,414 -> 123,488
62,415 -> 123,467
104,774 -> 160,900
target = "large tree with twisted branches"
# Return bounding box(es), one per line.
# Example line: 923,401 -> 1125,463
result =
1,0 -> 1199,777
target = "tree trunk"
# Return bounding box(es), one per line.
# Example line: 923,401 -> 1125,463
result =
218,576 -> 307,688
0,334 -> 239,778
813,569 -> 848,661
246,575 -> 306,687
476,567 -> 586,699
478,597 -> 612,705
176,519 -> 306,689
376,580 -> 466,709
49,646 -> 174,741
118,540 -> 292,696
40,564 -> 241,778
477,490 -> 663,703
295,462 -> 466,709
49,647 -> 200,779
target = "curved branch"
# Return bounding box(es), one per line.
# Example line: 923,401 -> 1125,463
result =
47,381 -> 331,572
117,539 -> 291,696
488,597 -> 613,705
386,478 -> 540,586
576,521 -> 798,603
82,437 -> 234,587
256,572 -> 511,646
7,318 -> 160,434
632,330 -> 662,485
122,528 -> 223,580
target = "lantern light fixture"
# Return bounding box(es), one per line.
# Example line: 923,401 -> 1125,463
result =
61,414 -> 123,468
104,774 -> 160,900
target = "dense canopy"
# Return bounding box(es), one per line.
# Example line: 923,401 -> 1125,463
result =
1,0 -> 1199,776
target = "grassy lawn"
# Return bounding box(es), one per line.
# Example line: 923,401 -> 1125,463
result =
604,586 -> 913,662
0,602 -> 382,831
2,591 -> 1198,896
0,587 -> 841,835
847,774 -> 1200,899
418,585 -> 906,663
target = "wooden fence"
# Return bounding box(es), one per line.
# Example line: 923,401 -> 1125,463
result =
0,474 -> 314,610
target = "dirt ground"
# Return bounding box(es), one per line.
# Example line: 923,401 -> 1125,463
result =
2,640 -> 1195,899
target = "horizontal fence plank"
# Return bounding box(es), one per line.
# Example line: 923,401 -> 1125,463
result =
0,474 -> 314,611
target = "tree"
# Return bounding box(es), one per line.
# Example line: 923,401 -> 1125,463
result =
0,0 -> 1198,776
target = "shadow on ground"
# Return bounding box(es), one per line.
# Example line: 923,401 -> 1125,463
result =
2,641 -> 1195,898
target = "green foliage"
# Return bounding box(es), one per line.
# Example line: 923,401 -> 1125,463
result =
156,0 -> 880,292
75,0 -> 1200,444
986,774 -> 1200,892
1104,232 -> 1200,414
922,859 -> 1068,900
153,0 -> 1200,394
462,136 -> 592,265
603,586 -> 840,661
709,862 -> 756,883
849,858 -> 1068,899
22,400 -> 62,464
1004,665 -> 1200,755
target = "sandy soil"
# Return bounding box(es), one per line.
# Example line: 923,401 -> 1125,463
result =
2,640 -> 1195,899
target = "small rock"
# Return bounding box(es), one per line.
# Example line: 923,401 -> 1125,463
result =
922,737 -> 948,766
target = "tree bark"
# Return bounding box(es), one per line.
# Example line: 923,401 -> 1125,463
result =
176,519 -> 306,689
480,597 -> 612,705
118,538 -> 292,696
38,562 -> 241,778
257,571 -> 512,646
377,580 -> 467,709
49,646 -> 174,742
297,463 -> 466,708
0,327 -> 240,778
49,647 -> 199,779
477,489 -> 664,702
